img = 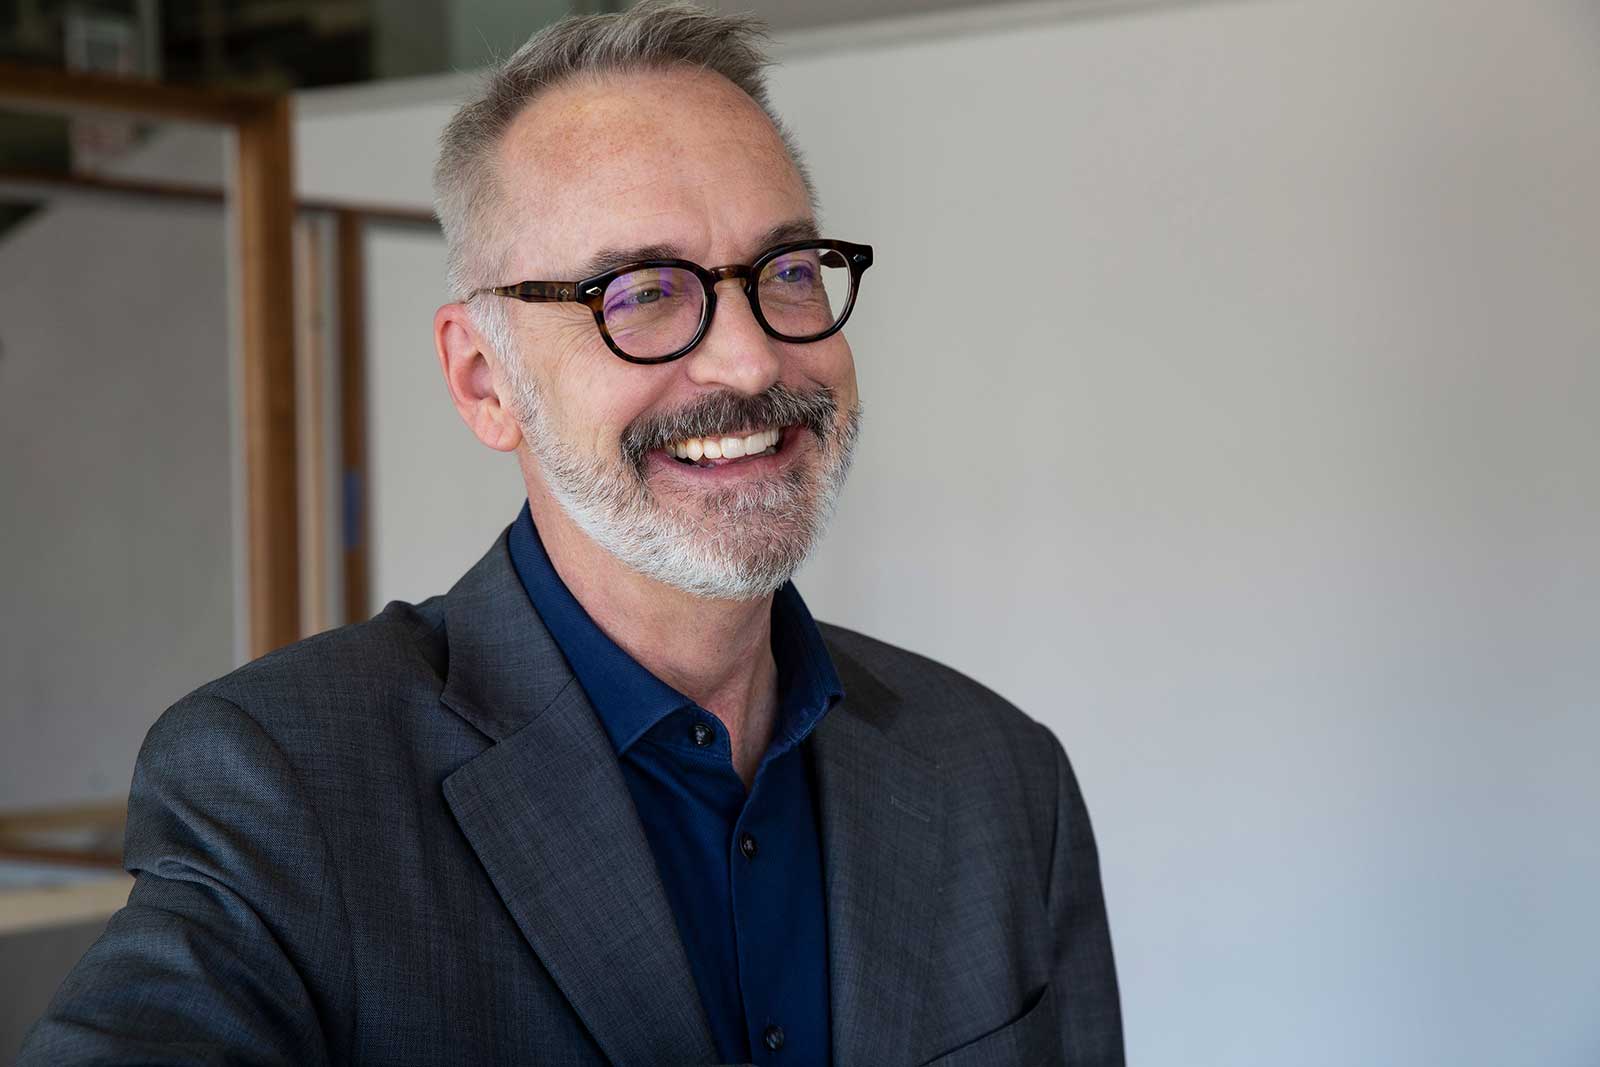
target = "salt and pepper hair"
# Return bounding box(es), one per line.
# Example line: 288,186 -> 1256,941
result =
432,0 -> 814,358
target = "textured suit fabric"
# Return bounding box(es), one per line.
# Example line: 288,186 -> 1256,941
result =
507,503 -> 837,1064
20,529 -> 1125,1066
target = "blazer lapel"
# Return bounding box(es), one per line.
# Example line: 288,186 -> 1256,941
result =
811,645 -> 946,1067
437,534 -> 718,1066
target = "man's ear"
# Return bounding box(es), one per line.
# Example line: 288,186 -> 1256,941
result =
434,302 -> 524,453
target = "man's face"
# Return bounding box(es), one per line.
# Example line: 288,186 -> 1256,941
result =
486,67 -> 861,600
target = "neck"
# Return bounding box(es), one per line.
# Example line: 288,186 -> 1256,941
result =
526,489 -> 779,789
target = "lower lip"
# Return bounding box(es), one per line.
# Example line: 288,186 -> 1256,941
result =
647,428 -> 800,481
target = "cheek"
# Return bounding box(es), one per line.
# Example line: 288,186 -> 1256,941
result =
522,320 -> 620,428
533,316 -> 603,378
795,335 -> 858,405
598,385 -> 666,456
835,338 -> 859,397
546,339 -> 678,456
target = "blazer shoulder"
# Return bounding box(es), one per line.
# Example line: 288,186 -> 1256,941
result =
817,621 -> 1060,766
186,594 -> 449,740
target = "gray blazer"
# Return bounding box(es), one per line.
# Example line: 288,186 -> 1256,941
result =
21,530 -> 1123,1066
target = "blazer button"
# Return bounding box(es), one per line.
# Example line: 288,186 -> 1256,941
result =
763,1024 -> 784,1051
738,832 -> 758,860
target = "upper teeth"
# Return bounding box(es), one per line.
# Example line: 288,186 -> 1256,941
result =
667,427 -> 780,461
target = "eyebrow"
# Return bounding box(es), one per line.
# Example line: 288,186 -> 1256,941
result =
572,218 -> 820,279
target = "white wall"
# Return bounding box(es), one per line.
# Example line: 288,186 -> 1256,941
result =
0,192 -> 236,810
296,2 -> 1600,1063
782,4 -> 1600,1064
361,225 -> 526,602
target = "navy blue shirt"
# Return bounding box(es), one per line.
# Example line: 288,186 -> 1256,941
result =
507,503 -> 839,1065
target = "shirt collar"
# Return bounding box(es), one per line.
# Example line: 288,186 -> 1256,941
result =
506,502 -> 843,759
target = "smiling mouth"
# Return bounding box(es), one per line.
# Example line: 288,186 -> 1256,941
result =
662,426 -> 784,468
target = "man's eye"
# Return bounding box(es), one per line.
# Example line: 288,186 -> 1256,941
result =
774,265 -> 813,284
608,284 -> 668,315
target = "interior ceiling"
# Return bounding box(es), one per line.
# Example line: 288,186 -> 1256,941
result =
0,0 -> 1001,210
1,1 -> 1007,92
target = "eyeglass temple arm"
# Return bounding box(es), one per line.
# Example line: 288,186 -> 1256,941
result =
481,281 -> 582,302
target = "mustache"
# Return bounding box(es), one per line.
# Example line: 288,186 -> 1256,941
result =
621,384 -> 839,471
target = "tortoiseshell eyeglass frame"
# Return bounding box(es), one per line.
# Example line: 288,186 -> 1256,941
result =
472,238 -> 874,365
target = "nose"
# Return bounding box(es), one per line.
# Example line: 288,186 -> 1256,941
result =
681,277 -> 782,396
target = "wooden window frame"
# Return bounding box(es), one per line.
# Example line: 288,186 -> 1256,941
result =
0,62 -> 301,657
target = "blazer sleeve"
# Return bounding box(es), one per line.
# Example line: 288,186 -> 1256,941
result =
1044,728 -> 1126,1065
18,692 -> 354,1065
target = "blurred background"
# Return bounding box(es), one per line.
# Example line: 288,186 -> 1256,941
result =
2,0 -> 1597,1063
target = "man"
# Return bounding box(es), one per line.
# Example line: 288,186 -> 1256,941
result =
22,3 -> 1122,1064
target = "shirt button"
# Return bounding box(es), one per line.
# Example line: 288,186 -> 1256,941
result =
738,832 -> 758,860
691,722 -> 713,747
763,1024 -> 784,1051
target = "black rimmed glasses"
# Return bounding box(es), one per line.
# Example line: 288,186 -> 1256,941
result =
473,238 -> 874,365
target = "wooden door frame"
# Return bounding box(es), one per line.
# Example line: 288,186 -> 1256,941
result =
0,63 -> 300,657
0,164 -> 435,631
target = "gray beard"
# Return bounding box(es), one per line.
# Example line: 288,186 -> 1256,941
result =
507,374 -> 860,602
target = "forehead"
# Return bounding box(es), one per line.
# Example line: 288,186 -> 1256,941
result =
495,66 -> 812,274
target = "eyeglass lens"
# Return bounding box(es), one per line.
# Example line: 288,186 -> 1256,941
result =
601,245 -> 853,360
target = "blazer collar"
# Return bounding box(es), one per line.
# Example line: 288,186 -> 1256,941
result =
439,531 -> 720,1064
437,528 -> 571,744
437,530 -> 946,1067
